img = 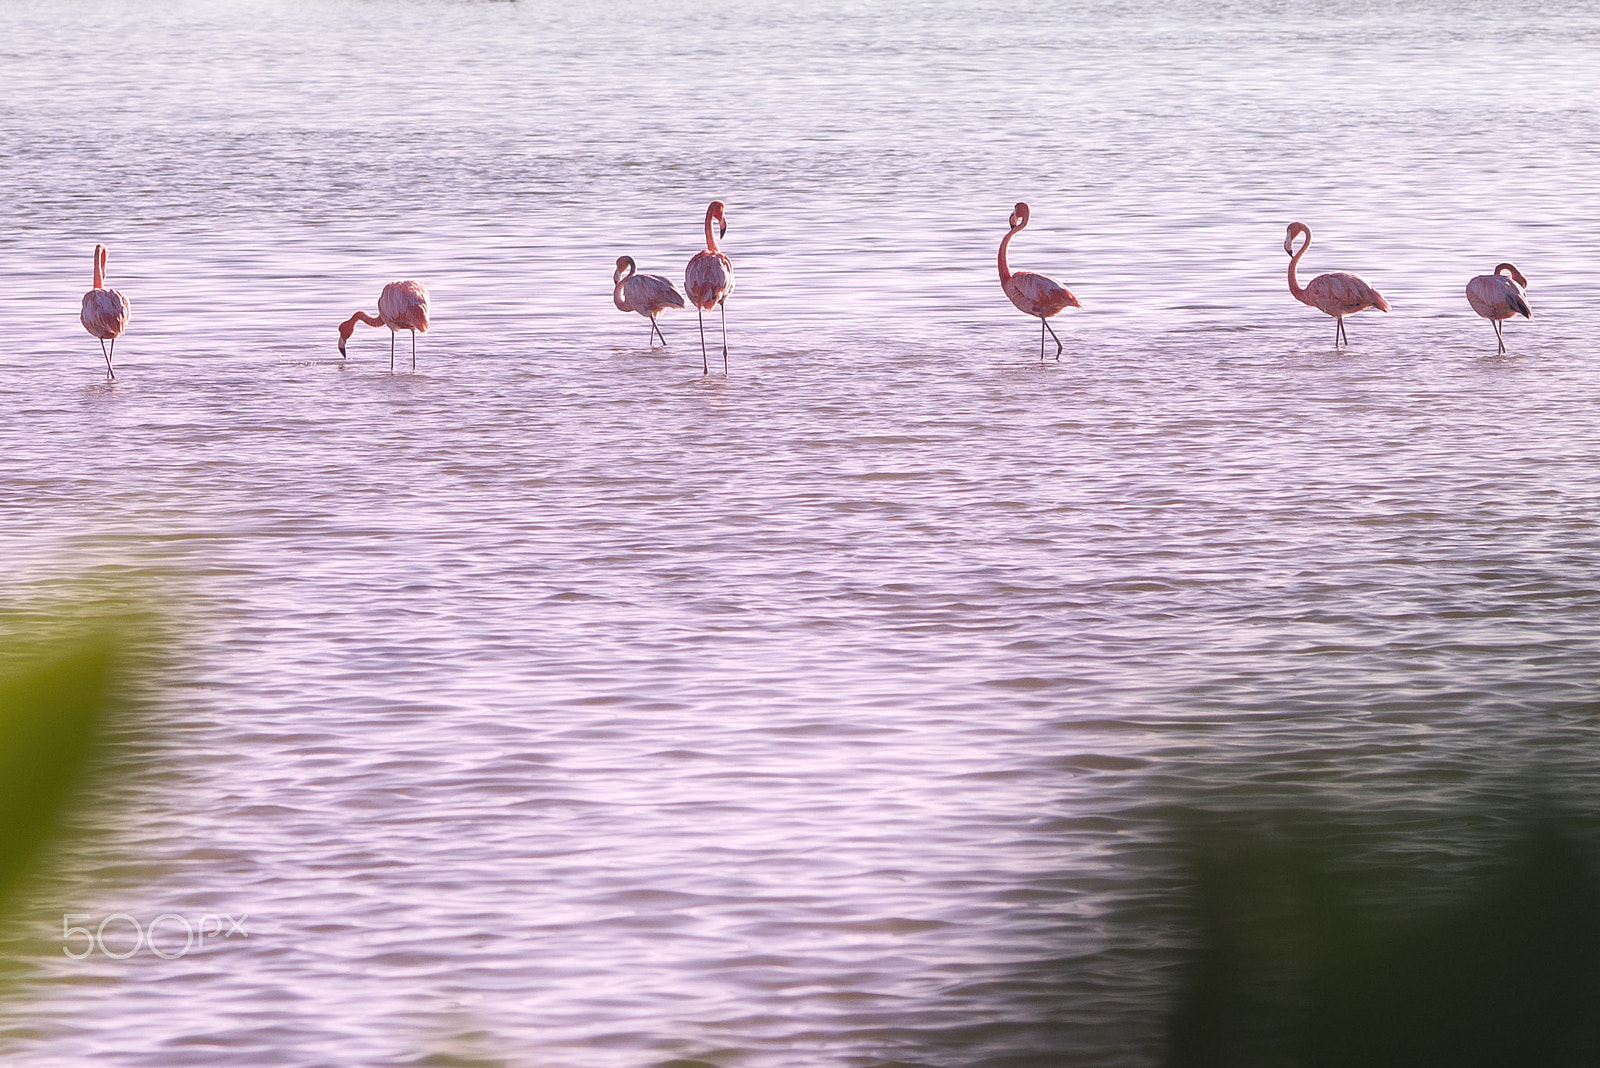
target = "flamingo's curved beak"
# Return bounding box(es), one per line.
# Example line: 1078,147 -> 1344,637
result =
718,219 -> 727,239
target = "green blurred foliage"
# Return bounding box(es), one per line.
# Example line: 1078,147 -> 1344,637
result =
0,635 -> 115,906
0,583 -> 165,920
1165,815 -> 1600,1068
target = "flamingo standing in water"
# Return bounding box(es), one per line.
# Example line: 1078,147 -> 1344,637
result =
1284,222 -> 1390,347
613,256 -> 686,347
1466,263 -> 1532,355
338,280 -> 430,371
998,202 -> 1081,360
684,200 -> 734,374
81,244 -> 130,379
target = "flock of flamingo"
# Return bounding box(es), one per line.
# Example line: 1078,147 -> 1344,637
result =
78,200 -> 1536,380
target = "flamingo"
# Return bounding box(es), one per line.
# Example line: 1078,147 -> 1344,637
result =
613,256 -> 686,347
684,200 -> 735,374
80,244 -> 130,379
337,280 -> 430,371
1465,262 -> 1532,355
998,202 -> 1081,360
1284,222 -> 1390,347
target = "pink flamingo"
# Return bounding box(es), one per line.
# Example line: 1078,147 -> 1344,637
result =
80,244 -> 130,379
1465,263 -> 1531,355
998,202 -> 1081,360
1284,222 -> 1390,347
613,256 -> 686,347
684,200 -> 735,374
337,280 -> 430,371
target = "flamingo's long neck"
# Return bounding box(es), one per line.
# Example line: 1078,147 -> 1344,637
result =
998,222 -> 1023,284
337,309 -> 385,354
92,247 -> 106,290
1287,232 -> 1309,303
1496,263 -> 1527,287
704,210 -> 720,254
613,264 -> 633,313
343,310 -> 386,332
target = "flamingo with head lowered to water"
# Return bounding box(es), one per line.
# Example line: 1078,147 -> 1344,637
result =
338,280 -> 430,371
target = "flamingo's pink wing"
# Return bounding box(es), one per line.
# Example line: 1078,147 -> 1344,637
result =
81,288 -> 130,339
1305,272 -> 1388,316
626,272 -> 686,314
380,280 -> 430,333
1466,274 -> 1530,321
1004,271 -> 1079,318
685,252 -> 733,310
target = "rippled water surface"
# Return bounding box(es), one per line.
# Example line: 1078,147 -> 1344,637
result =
5,1 -> 1600,1064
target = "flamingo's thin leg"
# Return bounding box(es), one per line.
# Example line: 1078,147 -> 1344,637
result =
1494,319 -> 1505,355
1044,318 -> 1064,360
652,316 -> 668,347
101,337 -> 115,379
720,302 -> 728,374
390,331 -> 396,373
698,308 -> 709,375
411,330 -> 416,371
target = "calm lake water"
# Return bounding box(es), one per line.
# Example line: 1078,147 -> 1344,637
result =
5,1 -> 1600,1064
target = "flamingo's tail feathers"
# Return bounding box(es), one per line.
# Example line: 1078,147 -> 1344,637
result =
1372,291 -> 1392,313
1510,291 -> 1533,320
1065,291 -> 1083,310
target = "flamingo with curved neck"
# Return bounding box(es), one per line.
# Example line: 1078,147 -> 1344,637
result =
338,280 -> 430,371
614,255 -> 686,347
1284,222 -> 1390,347
1465,262 -> 1532,355
684,200 -> 735,374
998,202 -> 1081,360
80,244 -> 130,379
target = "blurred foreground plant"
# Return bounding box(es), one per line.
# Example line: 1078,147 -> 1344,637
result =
1165,812 -> 1600,1068
0,635 -> 114,903
0,593 -> 162,917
